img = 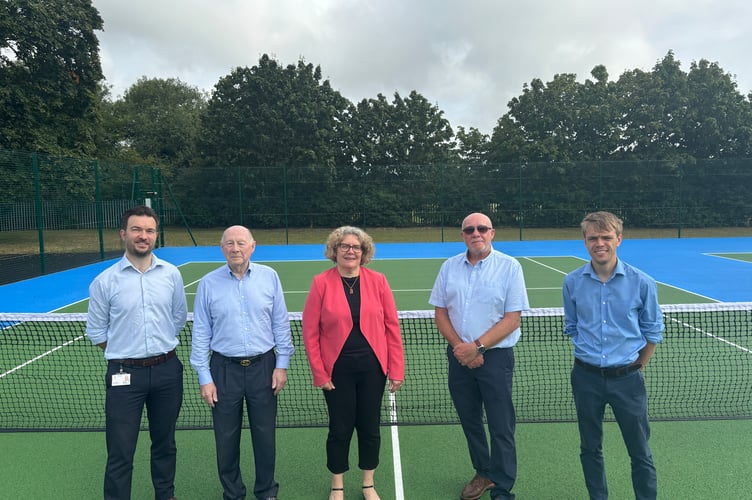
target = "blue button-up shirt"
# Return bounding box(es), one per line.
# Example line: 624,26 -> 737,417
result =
429,247 -> 530,348
190,262 -> 294,386
86,254 -> 188,359
563,259 -> 664,367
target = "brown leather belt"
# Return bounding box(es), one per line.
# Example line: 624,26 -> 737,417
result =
112,349 -> 177,367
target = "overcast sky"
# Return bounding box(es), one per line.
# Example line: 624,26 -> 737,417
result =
91,0 -> 752,134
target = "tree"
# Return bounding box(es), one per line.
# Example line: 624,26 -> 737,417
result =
0,0 -> 104,155
348,91 -> 456,226
614,51 -> 691,161
455,126 -> 490,164
683,59 -> 752,158
182,54 -> 354,227
103,77 -> 207,169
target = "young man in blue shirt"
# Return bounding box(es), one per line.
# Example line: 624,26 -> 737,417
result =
87,205 -> 187,500
563,211 -> 664,500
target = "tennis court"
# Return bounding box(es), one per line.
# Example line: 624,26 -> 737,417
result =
2,237 -> 752,498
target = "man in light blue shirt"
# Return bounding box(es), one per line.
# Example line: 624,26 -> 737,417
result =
190,225 -> 294,500
563,211 -> 664,500
429,212 -> 529,500
86,205 -> 187,500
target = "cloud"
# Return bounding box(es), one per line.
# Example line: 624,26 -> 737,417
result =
93,0 -> 752,134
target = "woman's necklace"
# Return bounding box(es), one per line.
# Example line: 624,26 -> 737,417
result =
342,275 -> 359,295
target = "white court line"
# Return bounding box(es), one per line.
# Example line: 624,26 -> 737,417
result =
389,392 -> 405,500
520,256 -> 577,276
0,334 -> 86,379
665,314 -> 752,353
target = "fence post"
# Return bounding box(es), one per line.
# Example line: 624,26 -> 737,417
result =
518,163 -> 523,241
283,164 -> 289,245
32,152 -> 46,274
237,165 -> 243,226
94,160 -> 105,259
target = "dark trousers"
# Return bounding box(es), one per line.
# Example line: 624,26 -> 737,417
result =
571,363 -> 657,500
448,346 -> 516,500
210,351 -> 279,500
324,352 -> 386,474
104,356 -> 183,500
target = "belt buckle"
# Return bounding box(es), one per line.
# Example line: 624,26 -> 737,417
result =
240,359 -> 251,367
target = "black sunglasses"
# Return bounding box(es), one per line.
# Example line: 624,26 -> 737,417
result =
462,225 -> 493,235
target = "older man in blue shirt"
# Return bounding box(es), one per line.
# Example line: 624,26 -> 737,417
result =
563,211 -> 664,500
87,205 -> 187,500
429,212 -> 529,500
190,225 -> 294,500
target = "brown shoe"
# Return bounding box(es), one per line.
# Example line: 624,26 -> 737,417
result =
460,473 -> 494,500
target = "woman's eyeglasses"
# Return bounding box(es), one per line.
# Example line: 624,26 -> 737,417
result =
338,243 -> 363,252
462,225 -> 492,235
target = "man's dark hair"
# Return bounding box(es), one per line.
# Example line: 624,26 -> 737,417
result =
120,205 -> 159,231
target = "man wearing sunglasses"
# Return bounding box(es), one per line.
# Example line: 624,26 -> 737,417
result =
429,212 -> 529,500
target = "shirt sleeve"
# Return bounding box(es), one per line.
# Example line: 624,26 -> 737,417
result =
639,277 -> 665,344
171,269 -> 188,334
86,276 -> 110,346
562,274 -> 578,338
504,261 -> 529,313
270,272 -> 294,369
190,278 -> 214,386
428,262 -> 447,308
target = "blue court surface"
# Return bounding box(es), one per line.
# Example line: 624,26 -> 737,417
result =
2,237 -> 751,313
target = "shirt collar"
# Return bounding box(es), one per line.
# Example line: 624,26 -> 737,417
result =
118,253 -> 160,272
583,258 -> 625,281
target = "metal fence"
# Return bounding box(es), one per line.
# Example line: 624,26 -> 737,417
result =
1,149 -> 751,284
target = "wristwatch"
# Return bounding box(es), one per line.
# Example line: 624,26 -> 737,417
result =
474,339 -> 486,354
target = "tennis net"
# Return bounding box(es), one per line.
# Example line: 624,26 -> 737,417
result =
2,303 -> 752,431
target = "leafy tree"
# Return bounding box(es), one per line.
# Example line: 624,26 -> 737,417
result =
488,74 -> 581,163
104,77 -> 207,169
683,59 -> 752,158
183,54 -> 354,227
614,51 -> 691,161
455,126 -> 490,164
0,0 -> 104,155
346,91 -> 457,226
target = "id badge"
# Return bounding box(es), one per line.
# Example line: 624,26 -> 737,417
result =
112,372 -> 131,386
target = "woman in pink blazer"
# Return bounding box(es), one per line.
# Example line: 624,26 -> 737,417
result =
302,226 -> 404,500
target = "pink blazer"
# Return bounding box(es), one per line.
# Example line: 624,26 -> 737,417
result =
302,266 -> 404,387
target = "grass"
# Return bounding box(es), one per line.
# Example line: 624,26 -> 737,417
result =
1,225 -> 750,254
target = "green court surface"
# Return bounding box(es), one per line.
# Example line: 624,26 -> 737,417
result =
709,252 -> 752,263
4,255 -> 751,498
58,255 -> 716,314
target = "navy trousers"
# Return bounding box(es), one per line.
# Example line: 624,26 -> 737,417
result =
210,350 -> 279,500
571,362 -> 657,500
448,346 -> 516,500
104,355 -> 183,500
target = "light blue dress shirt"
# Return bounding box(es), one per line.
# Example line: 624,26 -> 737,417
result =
429,247 -> 530,348
86,254 -> 188,360
190,262 -> 294,386
563,259 -> 664,367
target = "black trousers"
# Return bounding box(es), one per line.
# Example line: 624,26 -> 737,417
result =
210,351 -> 279,500
104,356 -> 183,500
324,351 -> 386,474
